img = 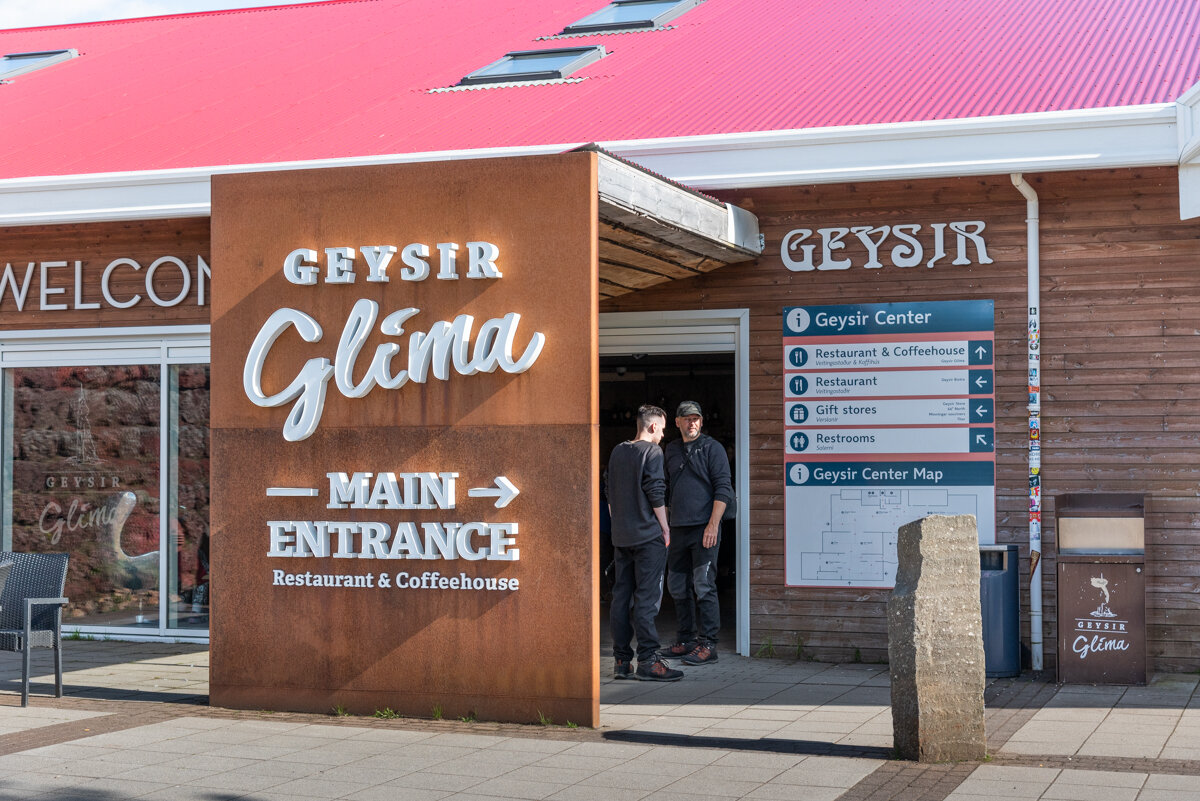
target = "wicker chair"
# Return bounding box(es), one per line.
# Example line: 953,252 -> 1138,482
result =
0,552 -> 69,706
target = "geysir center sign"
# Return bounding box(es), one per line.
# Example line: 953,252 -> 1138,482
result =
209,155 -> 599,724
782,300 -> 996,589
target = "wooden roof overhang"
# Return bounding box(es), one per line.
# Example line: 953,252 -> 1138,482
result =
590,149 -> 763,299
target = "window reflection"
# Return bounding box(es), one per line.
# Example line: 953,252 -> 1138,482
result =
8,365 -> 162,627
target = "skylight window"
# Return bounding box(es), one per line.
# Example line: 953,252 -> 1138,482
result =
0,50 -> 77,82
562,0 -> 702,34
459,46 -> 606,86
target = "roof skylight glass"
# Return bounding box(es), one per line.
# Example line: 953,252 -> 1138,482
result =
562,0 -> 702,34
0,49 -> 77,81
459,46 -> 606,86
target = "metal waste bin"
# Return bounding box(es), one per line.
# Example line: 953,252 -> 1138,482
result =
980,544 -> 1020,677
1056,493 -> 1146,685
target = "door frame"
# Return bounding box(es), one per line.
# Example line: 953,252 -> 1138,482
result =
599,309 -> 751,656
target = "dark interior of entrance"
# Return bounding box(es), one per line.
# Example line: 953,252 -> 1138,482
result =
598,353 -> 736,655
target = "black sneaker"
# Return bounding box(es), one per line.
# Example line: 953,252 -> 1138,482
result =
613,658 -> 633,680
663,640 -> 697,658
634,656 -> 683,682
682,643 -> 718,665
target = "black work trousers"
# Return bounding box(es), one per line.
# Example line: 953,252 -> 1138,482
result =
667,523 -> 720,645
610,537 -> 668,664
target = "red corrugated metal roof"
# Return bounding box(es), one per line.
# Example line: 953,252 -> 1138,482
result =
1,0 -> 1198,179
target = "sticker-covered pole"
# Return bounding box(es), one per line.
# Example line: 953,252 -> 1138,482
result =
1012,173 -> 1042,672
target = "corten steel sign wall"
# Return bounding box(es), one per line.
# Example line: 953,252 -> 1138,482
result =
209,154 -> 600,725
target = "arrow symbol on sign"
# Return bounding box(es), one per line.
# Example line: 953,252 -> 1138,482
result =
975,433 -> 989,445
975,405 -> 989,417
468,476 -> 520,508
975,375 -> 988,388
975,345 -> 988,359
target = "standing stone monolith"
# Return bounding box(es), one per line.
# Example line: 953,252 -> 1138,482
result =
888,514 -> 986,762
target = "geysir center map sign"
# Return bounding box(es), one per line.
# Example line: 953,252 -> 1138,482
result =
783,301 -> 996,588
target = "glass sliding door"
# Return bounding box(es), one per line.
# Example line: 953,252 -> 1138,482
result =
167,364 -> 210,630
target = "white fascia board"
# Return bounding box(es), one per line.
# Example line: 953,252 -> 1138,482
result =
603,105 -> 1180,190
0,105 -> 1180,226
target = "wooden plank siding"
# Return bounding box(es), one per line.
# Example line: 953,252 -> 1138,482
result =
601,167 -> 1200,672
0,218 -> 211,331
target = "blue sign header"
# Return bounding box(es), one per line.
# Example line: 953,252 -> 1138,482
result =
784,300 -> 994,337
786,460 -> 995,487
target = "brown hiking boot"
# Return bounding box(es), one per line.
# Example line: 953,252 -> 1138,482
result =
634,656 -> 683,682
663,640 -> 697,658
682,643 -> 718,665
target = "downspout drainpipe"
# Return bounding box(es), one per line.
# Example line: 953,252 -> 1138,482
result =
1011,173 -> 1043,672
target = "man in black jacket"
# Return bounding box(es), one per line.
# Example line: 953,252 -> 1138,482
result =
663,400 -> 734,665
606,404 -> 683,681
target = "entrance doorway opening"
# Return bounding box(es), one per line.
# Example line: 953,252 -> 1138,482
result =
598,351 -> 738,656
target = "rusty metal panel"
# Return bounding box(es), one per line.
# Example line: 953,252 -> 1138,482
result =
208,153 -> 599,725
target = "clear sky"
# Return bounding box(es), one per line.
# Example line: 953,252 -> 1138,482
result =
0,0 -> 320,29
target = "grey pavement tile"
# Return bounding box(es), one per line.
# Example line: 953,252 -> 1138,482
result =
618,758 -> 701,779
971,766 -> 1062,783
1077,741 -> 1163,758
703,751 -> 800,769
221,760 -> 327,781
547,785 -> 653,801
464,777 -> 570,800
349,728 -> 439,745
1045,782 -> 1139,801
155,754 -> 260,775
345,786 -> 454,801
387,771 -> 486,792
203,744 -> 310,761
562,742 -> 652,759
111,764 -> 218,785
313,764 -> 420,786
577,768 -> 679,791
1135,791 -> 1198,801
954,778 -> 1059,798
1144,775 -> 1200,790
37,776 -> 173,799
423,759 -> 514,779
747,785 -> 846,801
424,733 -> 512,748
531,754 -> 627,772
500,765 -> 605,784
688,764 -> 793,784
263,776 -> 375,798
485,738 -> 574,755
659,773 -> 764,797
182,770 -> 290,793
999,740 -> 1075,756
770,756 -> 883,788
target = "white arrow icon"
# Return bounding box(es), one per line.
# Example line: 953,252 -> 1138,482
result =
975,404 -> 989,417
975,345 -> 988,359
975,433 -> 989,445
975,375 -> 988,388
468,476 -> 520,508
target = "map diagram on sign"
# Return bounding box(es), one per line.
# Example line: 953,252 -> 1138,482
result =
785,487 -> 988,587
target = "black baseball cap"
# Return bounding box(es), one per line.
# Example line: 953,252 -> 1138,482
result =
676,400 -> 703,417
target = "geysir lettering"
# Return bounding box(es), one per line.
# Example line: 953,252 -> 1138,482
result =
781,221 -> 993,271
243,240 -> 546,441
0,256 -> 209,311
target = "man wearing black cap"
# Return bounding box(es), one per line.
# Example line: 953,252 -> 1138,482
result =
663,400 -> 734,665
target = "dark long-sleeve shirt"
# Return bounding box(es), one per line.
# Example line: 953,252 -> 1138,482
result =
606,439 -> 667,547
665,434 -> 734,526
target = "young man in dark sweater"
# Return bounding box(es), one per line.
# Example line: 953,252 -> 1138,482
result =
606,404 -> 683,681
663,400 -> 734,665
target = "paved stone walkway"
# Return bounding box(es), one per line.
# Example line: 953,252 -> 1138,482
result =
0,644 -> 1199,800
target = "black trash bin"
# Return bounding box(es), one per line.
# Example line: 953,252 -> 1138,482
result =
980,544 -> 1020,677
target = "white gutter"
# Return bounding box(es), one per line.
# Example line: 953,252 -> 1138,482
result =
0,104 -> 1179,227
1011,173 -> 1042,673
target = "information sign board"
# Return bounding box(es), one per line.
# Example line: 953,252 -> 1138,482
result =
783,300 -> 995,587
